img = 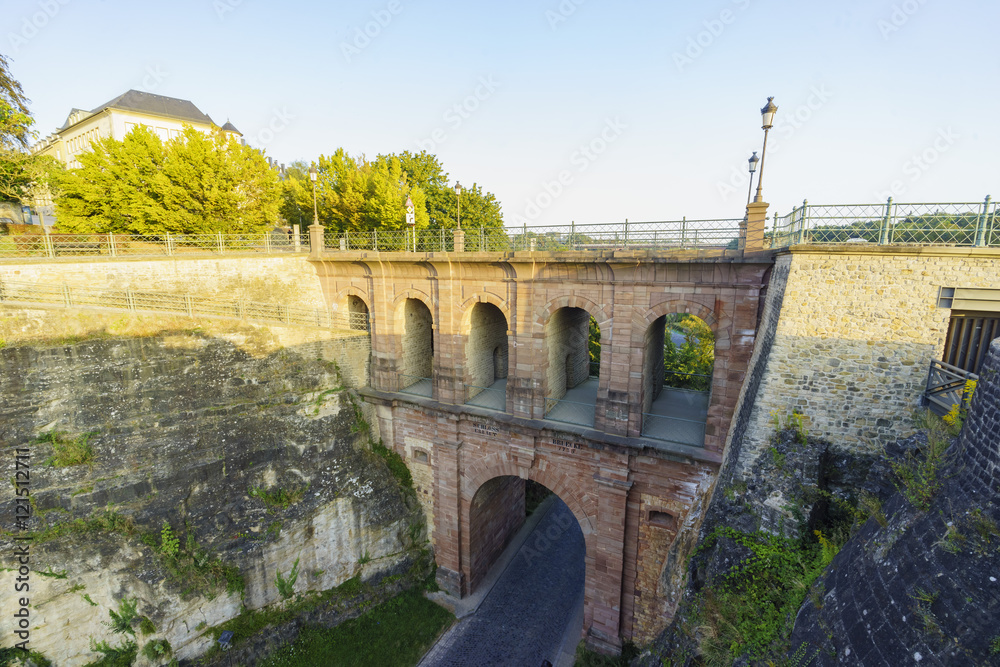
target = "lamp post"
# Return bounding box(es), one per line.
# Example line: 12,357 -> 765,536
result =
746,151 -> 759,207
753,97 -> 777,203
309,164 -> 319,225
454,181 -> 462,229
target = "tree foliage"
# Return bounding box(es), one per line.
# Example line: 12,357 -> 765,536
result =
55,126 -> 281,234
279,149 -> 503,232
663,315 -> 715,391
0,52 -> 56,205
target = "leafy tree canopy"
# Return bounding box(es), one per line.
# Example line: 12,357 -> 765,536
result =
280,149 -> 503,232
0,52 -> 55,205
55,126 -> 281,234
664,314 -> 715,391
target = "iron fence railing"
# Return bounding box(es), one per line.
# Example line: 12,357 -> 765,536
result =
464,384 -> 507,411
640,413 -> 707,447
398,374 -> 433,397
0,280 -> 369,332
770,196 -> 998,248
923,359 -> 979,416
0,230 -> 309,260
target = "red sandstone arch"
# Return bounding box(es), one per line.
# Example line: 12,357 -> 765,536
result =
389,290 -> 434,333
457,293 -> 511,332
533,294 -> 610,329
332,286 -> 372,313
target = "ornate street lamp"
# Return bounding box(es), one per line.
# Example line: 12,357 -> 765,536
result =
746,151 -> 759,206
454,181 -> 462,229
309,164 -> 319,226
753,97 -> 777,203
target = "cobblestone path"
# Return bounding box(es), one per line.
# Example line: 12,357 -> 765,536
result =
420,497 -> 586,666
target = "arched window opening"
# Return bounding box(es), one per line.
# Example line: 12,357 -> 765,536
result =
465,302 -> 508,411
399,298 -> 433,396
641,313 -> 714,446
544,306 -> 599,427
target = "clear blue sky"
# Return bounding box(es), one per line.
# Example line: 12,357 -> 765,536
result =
7,0 -> 999,225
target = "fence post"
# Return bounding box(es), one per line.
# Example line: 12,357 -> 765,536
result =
293,224 -> 301,252
126,289 -> 135,311
373,229 -> 378,252
216,233 -> 224,254
681,216 -> 687,246
570,221 -> 576,249
797,199 -> 808,244
44,233 -> 54,259
522,223 -> 527,251
185,295 -> 193,317
264,232 -> 271,254
624,218 -> 629,248
165,233 -> 174,256
975,195 -> 992,247
880,197 -> 893,245
62,284 -> 71,307
480,226 -> 485,251
107,233 -> 116,257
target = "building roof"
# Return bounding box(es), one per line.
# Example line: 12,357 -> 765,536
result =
220,120 -> 242,135
61,90 -> 217,129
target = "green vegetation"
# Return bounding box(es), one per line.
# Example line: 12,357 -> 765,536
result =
159,521 -> 180,559
37,429 -> 95,467
257,589 -> 453,667
141,638 -> 172,662
800,211 -> 992,245
275,557 -> 301,599
942,379 -> 977,435
990,636 -> 1000,655
38,566 -> 68,579
138,616 -> 156,635
573,642 -> 639,666
372,440 -> 413,492
55,125 -> 280,235
0,649 -> 53,667
588,316 -> 601,376
910,588 -> 942,638
689,526 -> 840,664
82,593 -> 98,607
102,597 -> 138,636
663,314 -> 715,391
249,484 -> 307,510
84,638 -> 136,667
891,418 -> 951,512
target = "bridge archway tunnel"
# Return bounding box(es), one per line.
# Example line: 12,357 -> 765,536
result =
544,306 -> 600,427
641,313 -> 714,446
345,294 -> 370,331
464,302 -> 509,411
398,297 -> 433,394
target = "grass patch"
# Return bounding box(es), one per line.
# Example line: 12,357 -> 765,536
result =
372,440 -> 413,492
689,526 -> 839,664
36,430 -> 96,468
257,589 -> 453,667
573,641 -> 639,666
249,484 -> 307,510
891,415 -> 952,511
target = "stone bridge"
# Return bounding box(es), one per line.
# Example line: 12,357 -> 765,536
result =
309,249 -> 774,649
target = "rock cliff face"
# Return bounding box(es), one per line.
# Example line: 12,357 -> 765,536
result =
789,340 -> 1000,665
0,312 -> 422,666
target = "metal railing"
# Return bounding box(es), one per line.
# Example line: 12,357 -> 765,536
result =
543,396 -> 596,428
771,196 -> 999,248
662,370 -> 712,392
398,374 -> 433,397
0,230 -> 308,260
465,384 -> 507,411
640,413 -> 707,447
0,280 -> 369,332
923,359 -> 979,416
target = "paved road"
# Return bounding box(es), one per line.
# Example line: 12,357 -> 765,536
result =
420,497 -> 586,666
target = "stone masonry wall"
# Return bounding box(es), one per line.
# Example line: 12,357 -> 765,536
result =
545,306 -> 590,401
466,302 -> 508,393
401,297 -> 433,379
738,247 -> 1000,471
468,475 -> 526,592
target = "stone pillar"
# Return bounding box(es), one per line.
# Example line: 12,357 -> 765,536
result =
308,223 -> 325,258
453,228 -> 465,253
586,474 -> 633,654
433,439 -> 466,596
742,201 -> 769,253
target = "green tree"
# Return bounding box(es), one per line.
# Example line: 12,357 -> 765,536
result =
55,125 -> 280,234
663,315 -> 715,391
391,150 -> 503,230
0,52 -> 56,205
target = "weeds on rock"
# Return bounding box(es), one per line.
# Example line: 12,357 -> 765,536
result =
770,410 -> 808,445
249,484 -> 307,510
990,636 -> 1000,655
372,440 -> 413,492
891,425 -> 950,512
275,557 -> 300,599
141,638 -> 172,661
910,588 -> 943,639
941,379 -> 976,436
37,430 -> 95,467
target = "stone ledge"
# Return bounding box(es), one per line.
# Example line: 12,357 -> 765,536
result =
357,386 -> 723,467
779,244 -> 1000,258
